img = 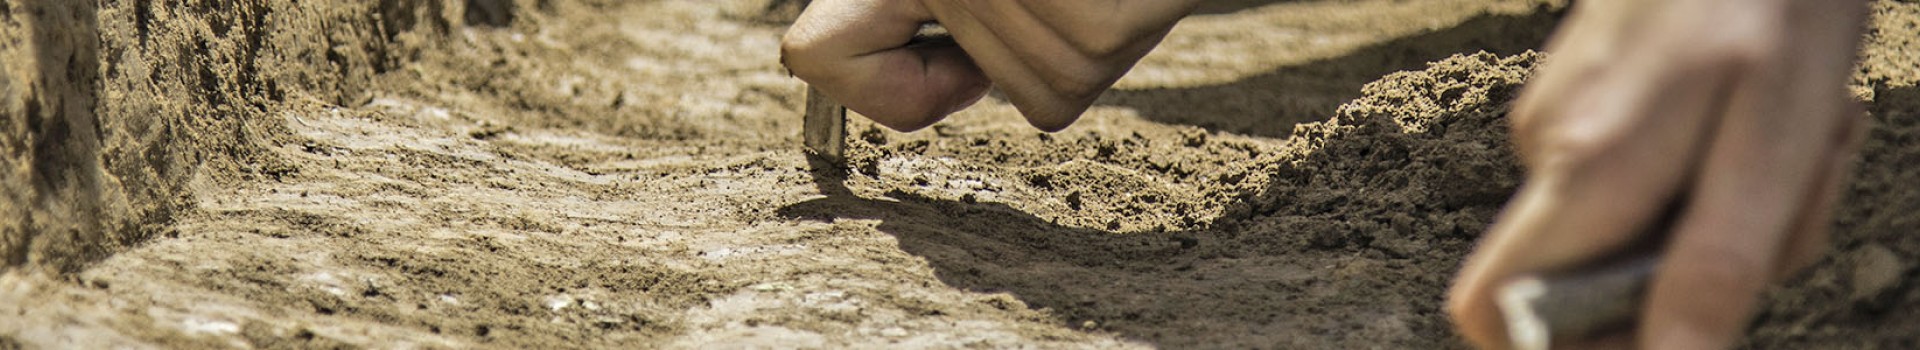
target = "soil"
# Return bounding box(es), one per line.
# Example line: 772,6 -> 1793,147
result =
0,0 -> 1915,348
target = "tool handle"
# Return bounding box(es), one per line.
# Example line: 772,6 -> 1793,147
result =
803,86 -> 847,165
1498,254 -> 1659,350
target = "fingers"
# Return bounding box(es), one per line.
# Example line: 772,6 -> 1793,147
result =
1772,103 -> 1863,281
1447,43 -> 1734,349
1453,1 -> 1874,348
784,0 -> 1200,132
781,0 -> 990,131
1641,2 -> 1870,347
916,0 -> 1200,131
1639,81 -> 1838,350
1771,0 -> 1875,281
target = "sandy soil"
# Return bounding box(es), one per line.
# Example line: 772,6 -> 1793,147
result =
1,0 -> 1916,348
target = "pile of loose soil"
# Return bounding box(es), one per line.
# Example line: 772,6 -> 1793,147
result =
0,0 -> 1915,348
784,51 -> 1536,348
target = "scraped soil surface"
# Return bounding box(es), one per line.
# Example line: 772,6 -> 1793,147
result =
2,0 -> 1918,348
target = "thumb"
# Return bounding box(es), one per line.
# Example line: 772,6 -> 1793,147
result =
781,0 -> 990,131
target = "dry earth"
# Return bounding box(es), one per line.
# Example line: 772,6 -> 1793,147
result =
1,0 -> 1917,349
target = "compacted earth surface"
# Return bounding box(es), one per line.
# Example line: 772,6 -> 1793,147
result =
1,0 -> 1917,348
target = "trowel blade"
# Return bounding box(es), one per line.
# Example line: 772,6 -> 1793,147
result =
803,85 -> 846,165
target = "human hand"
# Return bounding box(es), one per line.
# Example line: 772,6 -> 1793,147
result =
1447,0 -> 1869,349
780,0 -> 1203,132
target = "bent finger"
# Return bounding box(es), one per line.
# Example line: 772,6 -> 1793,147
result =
1773,102 -> 1864,281
1770,0 -> 1874,281
1639,85 -> 1840,350
1447,49 -> 1734,349
1641,2 -> 1869,347
782,0 -> 989,131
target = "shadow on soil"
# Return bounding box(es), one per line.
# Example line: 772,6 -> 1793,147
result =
783,69 -> 1920,349
1191,0 -> 1319,15
788,159 -> 1274,347
778,8 -> 1566,349
784,149 -> 1492,348
763,0 -> 1349,20
1094,8 -> 1561,138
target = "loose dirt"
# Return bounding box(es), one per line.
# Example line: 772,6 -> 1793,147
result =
0,0 -> 1915,348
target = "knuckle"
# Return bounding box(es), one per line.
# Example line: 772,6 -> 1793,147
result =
1681,38 -> 1780,74
1525,123 -> 1622,176
1506,97 -> 1551,151
1047,75 -> 1107,104
778,39 -> 820,74
777,24 -> 818,54
1443,287 -> 1479,322
1666,10 -> 1787,70
778,49 -> 807,75
1072,31 -> 1137,60
778,25 -> 838,81
1043,61 -> 1128,106
1024,107 -> 1081,132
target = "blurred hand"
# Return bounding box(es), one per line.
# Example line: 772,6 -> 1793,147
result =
780,0 -> 1203,132
1447,0 -> 1869,349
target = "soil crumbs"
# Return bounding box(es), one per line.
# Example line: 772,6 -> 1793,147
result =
2,0 -> 1918,349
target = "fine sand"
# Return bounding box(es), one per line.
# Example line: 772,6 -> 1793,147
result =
1,0 -> 1917,348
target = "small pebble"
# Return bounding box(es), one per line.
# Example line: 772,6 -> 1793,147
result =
1848,244 -> 1906,303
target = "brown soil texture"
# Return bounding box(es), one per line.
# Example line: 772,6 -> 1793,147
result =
0,0 -> 1916,348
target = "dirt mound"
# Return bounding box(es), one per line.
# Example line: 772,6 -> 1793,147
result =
786,51 -> 1536,348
